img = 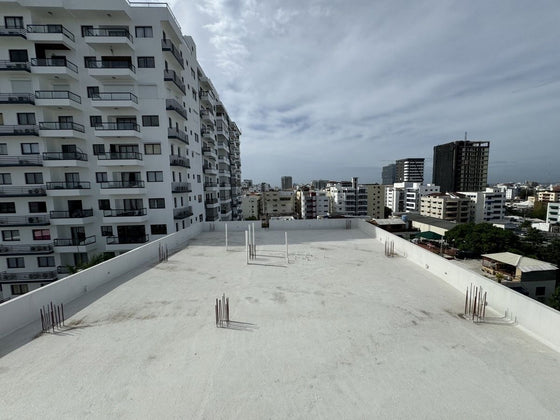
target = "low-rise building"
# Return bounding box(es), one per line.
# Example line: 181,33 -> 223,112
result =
241,194 -> 260,220
327,178 -> 368,217
296,188 -> 329,219
538,190 -> 560,203
459,188 -> 505,223
364,184 -> 385,219
547,202 -> 560,224
420,193 -> 472,223
261,190 -> 294,218
386,182 -> 440,213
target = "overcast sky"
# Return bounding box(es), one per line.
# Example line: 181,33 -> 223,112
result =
169,0 -> 560,187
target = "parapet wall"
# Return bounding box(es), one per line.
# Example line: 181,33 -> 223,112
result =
356,220 -> 560,352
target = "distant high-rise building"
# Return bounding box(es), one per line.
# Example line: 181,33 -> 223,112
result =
281,176 -> 293,191
312,180 -> 329,190
382,164 -> 396,185
395,158 -> 424,183
432,139 -> 490,193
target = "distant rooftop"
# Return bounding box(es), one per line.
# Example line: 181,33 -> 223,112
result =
482,252 -> 558,272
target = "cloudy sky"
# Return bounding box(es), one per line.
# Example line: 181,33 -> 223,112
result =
169,0 -> 560,187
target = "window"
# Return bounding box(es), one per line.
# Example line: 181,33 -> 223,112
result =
37,256 -> 55,267
98,200 -> 110,210
96,172 -> 108,183
90,116 -> 102,127
197,174 -> 201,183
147,171 -> 163,182
0,144 -> 7,155
198,194 -> 202,203
17,112 -> 35,125
11,284 -> 28,296
32,229 -> 50,240
0,173 -> 12,185
7,257 -> 24,268
137,56 -> 155,68
25,172 -> 43,184
21,143 -> 39,154
5,16 -> 24,29
151,224 -> 167,235
536,286 -> 546,296
84,56 -> 96,67
135,26 -> 153,38
144,144 -> 161,155
101,226 -> 113,237
87,86 -> 100,98
9,49 -> 28,62
149,198 -> 165,209
194,133 -> 199,143
92,144 -> 105,155
28,202 -> 47,213
2,230 -> 19,241
0,202 -> 16,213
142,115 -> 159,127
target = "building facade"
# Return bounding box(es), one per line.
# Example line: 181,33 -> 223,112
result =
546,202 -> 560,224
364,184 -> 385,219
241,194 -> 260,220
281,176 -> 292,191
395,158 -> 424,183
296,188 -> 329,219
385,182 -> 440,213
261,190 -> 294,219
381,163 -> 396,185
420,193 -> 472,223
459,188 -> 506,223
327,178 -> 368,217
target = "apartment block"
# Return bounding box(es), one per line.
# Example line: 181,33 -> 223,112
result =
241,194 -> 260,220
420,193 -> 472,223
0,0 -> 240,300
385,182 -> 440,213
327,178 -> 368,217
536,189 -> 560,203
395,158 -> 424,183
261,190 -> 294,218
281,176 -> 292,191
381,163 -> 396,185
546,202 -> 560,224
459,188 -> 506,223
296,188 -> 329,219
364,184 -> 385,219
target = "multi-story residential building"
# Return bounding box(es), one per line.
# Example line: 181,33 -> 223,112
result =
261,190 -> 294,219
296,188 -> 329,219
241,194 -> 260,220
546,202 -> 560,224
381,163 -> 396,185
311,179 -> 328,190
327,178 -> 368,217
395,158 -> 424,183
364,184 -> 385,219
420,193 -> 472,223
0,0 -> 240,300
432,139 -> 489,193
459,188 -> 506,223
385,182 -> 440,213
495,183 -> 519,200
536,189 -> 560,203
281,176 -> 292,191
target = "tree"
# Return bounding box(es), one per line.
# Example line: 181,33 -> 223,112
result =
548,287 -> 560,311
445,223 -> 520,256
384,206 -> 393,218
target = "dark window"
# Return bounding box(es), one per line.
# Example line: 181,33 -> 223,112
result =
87,86 -> 100,98
32,229 -> 50,240
11,284 -> 28,295
84,56 -> 96,67
96,172 -> 108,183
0,143 -> 7,155
17,112 -> 35,125
5,16 -> 24,29
90,116 -> 102,127
144,144 -> 161,155
7,257 -> 24,268
0,202 -> 16,213
149,198 -> 165,209
142,115 -> 159,127
536,286 -> 546,296
135,26 -> 153,38
0,173 -> 12,184
151,224 -> 167,235
137,56 -> 155,68
37,256 -> 55,267
25,172 -> 43,184
92,144 -> 105,155
9,49 -> 28,62
28,201 -> 47,213
21,143 -> 39,154
2,230 -> 19,241
147,171 -> 163,182
101,226 -> 113,237
98,199 -> 110,210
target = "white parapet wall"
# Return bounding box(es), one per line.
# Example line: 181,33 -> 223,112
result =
356,219 -> 560,352
0,223 -> 203,340
269,218 -> 351,230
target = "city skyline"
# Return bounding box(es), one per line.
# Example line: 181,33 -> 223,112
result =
170,0 -> 560,185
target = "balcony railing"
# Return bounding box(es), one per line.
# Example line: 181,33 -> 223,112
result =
100,181 -> 145,189
0,155 -> 42,166
200,109 -> 214,119
86,60 -> 135,72
161,38 -> 184,68
0,26 -> 26,38
167,127 -> 188,144
0,60 -> 30,71
199,90 -> 216,102
97,152 -> 143,161
42,152 -> 87,161
173,206 -> 193,220
0,93 -> 34,104
82,27 -> 132,42
106,235 -> 149,245
171,182 -> 192,193
27,24 -> 74,41
46,181 -> 91,190
205,198 -> 219,205
50,209 -> 94,219
163,69 -> 186,94
103,208 -> 147,217
0,215 -> 49,227
31,58 -> 78,73
169,155 -> 190,168
91,92 -> 138,103
39,121 -> 85,132
35,90 -> 81,103
93,122 -> 141,131
0,244 -> 54,255
0,125 -> 38,136
54,235 -> 96,247
165,98 -> 188,119
0,271 -> 57,282
0,186 -> 46,197
204,182 -> 218,188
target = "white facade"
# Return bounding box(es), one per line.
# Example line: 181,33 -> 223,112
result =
459,188 -> 506,223
326,180 -> 368,216
0,0 -> 240,300
297,189 -> 329,219
547,202 -> 560,224
241,195 -> 260,220
385,182 -> 440,213
261,190 -> 294,218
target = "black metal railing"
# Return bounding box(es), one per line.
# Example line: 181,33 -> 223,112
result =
205,198 -> 219,205
0,26 -> 27,37
35,90 -> 81,103
97,152 -> 142,160
199,90 -> 216,102
42,152 -> 87,161
39,121 -> 85,132
200,109 -> 214,119
171,182 -> 192,193
161,38 -> 184,68
201,129 -> 214,138
0,125 -> 38,136
50,209 -> 94,218
163,69 -> 186,93
106,235 -> 149,245
46,181 -> 91,190
167,127 -> 188,144
0,244 -> 53,255
0,271 -> 57,281
0,215 -> 49,226
0,186 -> 46,196
202,147 -> 217,155
103,208 -> 147,217
0,93 -> 34,104
86,60 -> 136,72
82,27 -> 132,42
169,155 -> 190,168
0,60 -> 30,71
31,58 -> 78,73
173,206 -> 193,220
0,155 -> 42,166
99,181 -> 145,189
204,182 -> 218,188
54,235 -> 96,247
91,92 -> 138,103
93,122 -> 141,131
165,98 -> 188,119
27,24 -> 74,41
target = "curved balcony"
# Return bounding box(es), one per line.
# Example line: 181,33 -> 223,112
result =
173,206 -> 193,220
50,208 -> 94,225
83,27 -> 133,48
0,215 -> 50,227
97,152 -> 143,166
171,182 -> 192,193
46,181 -> 91,197
27,24 -> 74,46
39,121 -> 85,138
0,60 -> 30,72
0,125 -> 38,136
0,26 -> 27,38
100,180 -> 145,195
54,235 -> 97,252
86,60 -> 136,80
102,208 -> 148,223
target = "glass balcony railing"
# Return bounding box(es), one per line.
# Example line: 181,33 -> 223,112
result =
50,209 -> 94,218
102,208 -> 147,217
82,27 -> 132,42
31,57 -> 78,73
100,181 -> 145,189
36,90 -> 81,103
39,121 -> 85,132
27,24 -> 74,41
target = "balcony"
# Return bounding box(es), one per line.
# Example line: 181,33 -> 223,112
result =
0,186 -> 46,197
0,125 -> 38,136
100,180 -> 145,195
39,121 -> 85,139
0,215 -> 50,227
102,208 -> 148,223
167,127 -> 188,144
0,271 -> 57,283
217,141 -> 229,152
94,122 -> 141,138
0,60 -> 30,72
106,235 -> 149,251
200,108 -> 214,123
0,155 -> 42,167
169,155 -> 190,168
83,27 -> 133,48
0,26 -> 26,38
218,156 -> 230,165
0,93 -> 34,104
161,38 -> 184,69
46,181 -> 91,197
202,147 -> 217,160
164,69 -> 186,94
42,151 -> 88,168
49,209 -> 94,225
30,58 -> 78,79
0,244 -> 53,255
54,235 -> 97,252
203,164 -> 218,175
97,152 -> 143,166
166,98 -> 188,120
35,90 -> 81,109
86,60 -> 136,80
199,90 -> 216,106
204,182 -> 219,191
173,206 -> 193,220
171,182 -> 192,193
26,24 -> 74,46
202,128 -> 216,142
91,92 -> 138,109
205,198 -> 219,208
219,169 -> 231,178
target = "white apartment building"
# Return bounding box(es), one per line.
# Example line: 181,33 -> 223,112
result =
385,182 -> 440,213
327,178 -> 368,217
0,0 -> 240,300
546,202 -> 560,224
241,194 -> 260,220
420,193 -> 472,223
261,190 -> 294,218
296,189 -> 329,219
459,188 -> 506,223
536,189 -> 560,203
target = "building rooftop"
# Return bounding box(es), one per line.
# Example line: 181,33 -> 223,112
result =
1,227 -> 560,418
482,252 -> 558,272
405,213 -> 459,231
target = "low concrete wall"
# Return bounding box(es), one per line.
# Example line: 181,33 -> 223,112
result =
269,219 -> 351,230
203,221 -> 264,232
356,220 -> 560,352
0,223 -> 203,339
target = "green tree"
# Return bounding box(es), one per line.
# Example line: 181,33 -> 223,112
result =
445,223 -> 520,256
548,287 -> 560,311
